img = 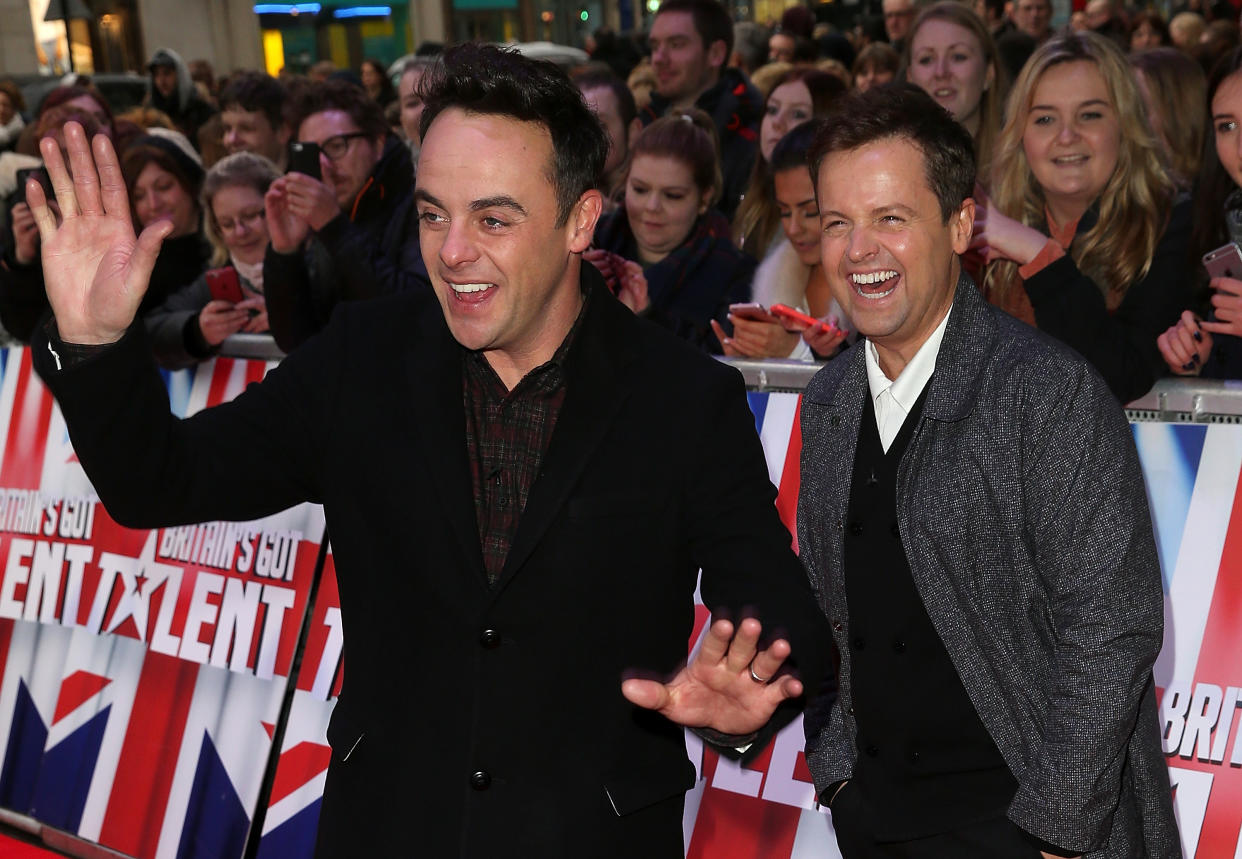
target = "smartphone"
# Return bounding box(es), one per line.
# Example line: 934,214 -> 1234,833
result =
14,167 -> 52,208
771,303 -> 837,335
205,267 -> 245,304
287,141 -> 322,180
728,302 -> 777,322
1203,242 -> 1242,280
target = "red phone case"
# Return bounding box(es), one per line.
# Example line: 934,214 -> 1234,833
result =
770,303 -> 835,334
205,268 -> 245,304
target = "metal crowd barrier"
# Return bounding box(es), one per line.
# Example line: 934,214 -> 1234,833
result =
221,335 -> 1242,424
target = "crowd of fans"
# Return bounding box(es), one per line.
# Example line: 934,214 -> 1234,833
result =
0,0 -> 1240,401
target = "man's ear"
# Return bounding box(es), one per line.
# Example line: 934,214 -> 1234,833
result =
707,39 -> 728,71
951,198 -> 976,255
569,189 -> 604,253
276,123 -> 292,146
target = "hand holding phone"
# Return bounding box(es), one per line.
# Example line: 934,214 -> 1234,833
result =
727,302 -> 779,323
1204,242 -> 1242,280
770,304 -> 837,336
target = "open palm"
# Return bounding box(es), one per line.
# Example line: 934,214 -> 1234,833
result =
27,121 -> 170,345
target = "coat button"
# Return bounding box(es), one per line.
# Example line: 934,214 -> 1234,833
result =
832,620 -> 843,632
831,415 -> 841,427
853,636 -> 866,651
836,517 -> 844,531
847,706 -> 855,715
479,628 -> 501,648
892,639 -> 906,654
848,521 -> 863,536
470,770 -> 492,790
865,745 -> 879,757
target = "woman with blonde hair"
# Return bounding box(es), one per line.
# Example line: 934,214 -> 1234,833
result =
973,31 -> 1192,402
146,151 -> 278,368
902,2 -> 1006,178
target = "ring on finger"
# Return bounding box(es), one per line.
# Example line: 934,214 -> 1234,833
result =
748,661 -> 772,684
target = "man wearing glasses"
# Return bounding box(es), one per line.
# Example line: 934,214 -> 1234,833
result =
263,78 -> 427,352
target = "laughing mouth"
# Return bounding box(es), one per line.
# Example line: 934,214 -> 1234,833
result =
1052,155 -> 1088,165
850,270 -> 898,299
450,282 -> 494,294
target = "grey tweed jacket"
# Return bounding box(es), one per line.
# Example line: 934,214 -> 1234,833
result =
798,275 -> 1180,857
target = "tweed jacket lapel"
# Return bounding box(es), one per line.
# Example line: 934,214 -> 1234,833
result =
919,273 -> 997,425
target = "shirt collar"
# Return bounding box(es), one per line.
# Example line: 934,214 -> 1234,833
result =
864,304 -> 953,412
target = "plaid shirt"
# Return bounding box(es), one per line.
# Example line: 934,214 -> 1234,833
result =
463,291 -> 589,585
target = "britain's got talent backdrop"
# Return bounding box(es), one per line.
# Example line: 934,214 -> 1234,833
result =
0,349 -> 1235,858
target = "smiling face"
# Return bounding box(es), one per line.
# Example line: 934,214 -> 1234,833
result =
649,11 -> 724,106
211,184 -> 270,265
774,165 -> 820,266
624,153 -> 707,264
132,162 -> 198,236
908,19 -> 992,134
761,80 -> 814,163
817,137 -> 971,375
1213,70 -> 1242,188
415,108 -> 599,384
1022,59 -> 1120,225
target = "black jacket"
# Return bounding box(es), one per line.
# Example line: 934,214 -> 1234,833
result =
33,267 -> 830,857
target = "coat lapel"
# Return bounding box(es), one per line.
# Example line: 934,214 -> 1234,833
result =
404,299 -> 486,582
494,277 -> 640,592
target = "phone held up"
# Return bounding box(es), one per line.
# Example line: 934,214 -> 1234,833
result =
287,141 -> 322,181
1203,242 -> 1242,281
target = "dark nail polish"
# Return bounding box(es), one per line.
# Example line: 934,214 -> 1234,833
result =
1193,330 -> 1203,342
1192,353 -> 1201,364
1182,361 -> 1195,371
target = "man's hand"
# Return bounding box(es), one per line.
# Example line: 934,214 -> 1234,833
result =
621,617 -> 803,736
264,177 -> 312,254
279,172 -> 340,232
28,121 -> 170,345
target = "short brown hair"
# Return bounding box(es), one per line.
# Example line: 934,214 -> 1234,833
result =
629,109 -> 722,205
286,79 -> 387,141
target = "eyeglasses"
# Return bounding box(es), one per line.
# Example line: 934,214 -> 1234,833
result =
216,208 -> 266,233
317,132 -> 370,161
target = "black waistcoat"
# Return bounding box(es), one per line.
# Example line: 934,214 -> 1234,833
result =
843,380 -> 1016,840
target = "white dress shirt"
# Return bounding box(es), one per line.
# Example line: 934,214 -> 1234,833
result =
864,306 -> 953,452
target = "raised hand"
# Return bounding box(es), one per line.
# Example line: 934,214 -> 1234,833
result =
621,617 -> 804,736
264,177 -> 312,254
28,121 -> 172,344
